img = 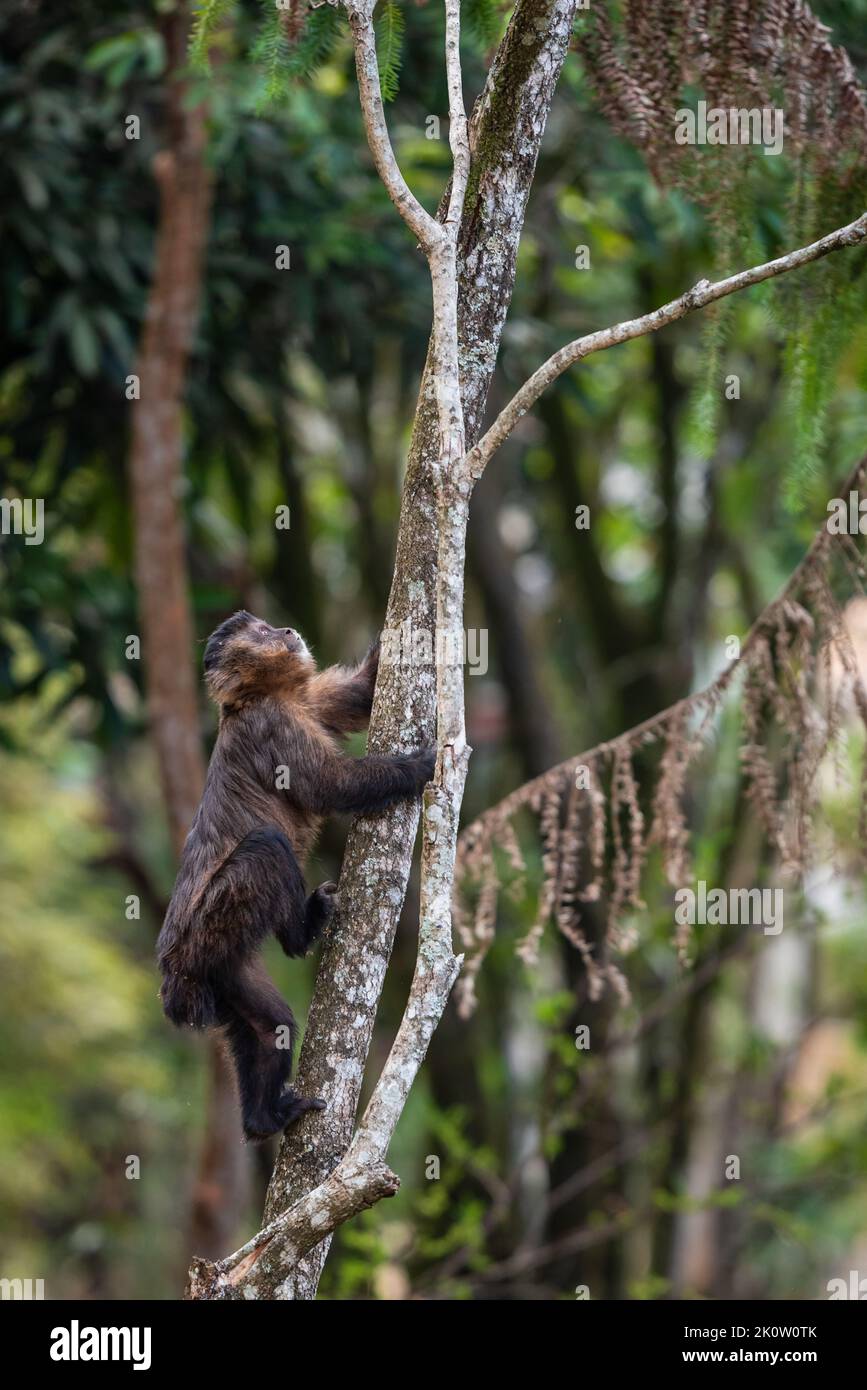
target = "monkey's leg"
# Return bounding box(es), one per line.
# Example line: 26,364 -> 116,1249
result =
203,825 -> 332,960
222,959 -> 325,1142
291,879 -> 338,957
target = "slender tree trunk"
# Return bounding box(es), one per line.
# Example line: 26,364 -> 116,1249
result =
128,4 -> 249,1263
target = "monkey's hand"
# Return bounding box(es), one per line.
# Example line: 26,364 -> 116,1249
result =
307,880 -> 338,944
362,636 -> 381,680
410,745 -> 437,791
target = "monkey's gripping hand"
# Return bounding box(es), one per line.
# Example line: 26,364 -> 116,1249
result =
362,635 -> 380,678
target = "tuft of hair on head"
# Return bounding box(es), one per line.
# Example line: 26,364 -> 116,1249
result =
203,611 -> 255,677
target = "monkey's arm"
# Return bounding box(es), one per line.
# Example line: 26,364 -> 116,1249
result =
307,640 -> 379,736
289,737 -> 435,817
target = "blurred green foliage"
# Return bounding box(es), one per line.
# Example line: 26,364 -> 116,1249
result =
1,0 -> 867,1299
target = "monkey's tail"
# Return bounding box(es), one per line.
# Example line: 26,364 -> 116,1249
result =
160,969 -> 219,1030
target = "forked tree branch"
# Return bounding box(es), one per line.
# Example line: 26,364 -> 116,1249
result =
255,0 -> 578,1305
347,2 -> 444,253
467,210 -> 867,477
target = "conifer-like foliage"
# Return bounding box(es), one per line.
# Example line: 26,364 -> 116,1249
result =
577,0 -> 867,492
375,2 -> 405,102
190,0 -> 509,99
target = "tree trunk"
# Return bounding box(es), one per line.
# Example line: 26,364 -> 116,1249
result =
128,5 -> 249,1264
262,0 -> 580,1299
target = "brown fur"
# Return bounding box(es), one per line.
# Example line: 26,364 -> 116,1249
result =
156,611 -> 434,1140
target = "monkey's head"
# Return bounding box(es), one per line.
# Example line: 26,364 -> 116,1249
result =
203,611 -> 315,707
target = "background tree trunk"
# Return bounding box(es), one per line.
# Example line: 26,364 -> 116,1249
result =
128,4 -> 249,1264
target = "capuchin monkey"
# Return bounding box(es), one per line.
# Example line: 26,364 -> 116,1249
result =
157,611 -> 434,1142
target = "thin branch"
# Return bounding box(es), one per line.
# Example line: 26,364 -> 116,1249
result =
468,210 -> 867,477
345,2 -> 444,254
443,0 -> 470,233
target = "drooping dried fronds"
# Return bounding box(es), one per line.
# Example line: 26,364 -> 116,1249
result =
607,744 -> 646,948
454,848 -> 498,1019
516,778 -> 566,967
580,757 -> 608,905
554,777 -> 604,1001
647,706 -> 694,889
740,637 -> 785,858
454,452 -> 867,1011
574,2 -> 867,486
577,0 -> 867,190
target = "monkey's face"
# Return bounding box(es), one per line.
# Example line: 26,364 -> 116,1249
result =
203,611 -> 315,706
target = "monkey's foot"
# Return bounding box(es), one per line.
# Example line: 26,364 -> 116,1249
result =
279,1090 -> 327,1130
242,1093 -> 326,1144
303,882 -> 338,948
312,881 -> 338,916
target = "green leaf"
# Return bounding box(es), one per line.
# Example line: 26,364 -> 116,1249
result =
189,0 -> 236,74
375,2 -> 404,103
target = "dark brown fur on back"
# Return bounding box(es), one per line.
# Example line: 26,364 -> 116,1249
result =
157,610 -> 434,1140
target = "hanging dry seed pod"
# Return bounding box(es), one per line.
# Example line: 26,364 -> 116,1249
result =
740,650 -> 784,856
554,778 -> 605,1000
452,819 -> 485,952
762,620 -> 794,728
648,708 -> 692,886
607,746 -> 627,932
556,775 -> 583,920
579,757 -> 607,903
517,778 -> 565,967
605,960 -> 631,1007
455,851 -> 498,1020
499,819 -> 528,901
619,743 -> 647,914
606,744 -> 645,950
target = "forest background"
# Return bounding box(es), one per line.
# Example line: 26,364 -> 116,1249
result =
2,0 -> 867,1300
